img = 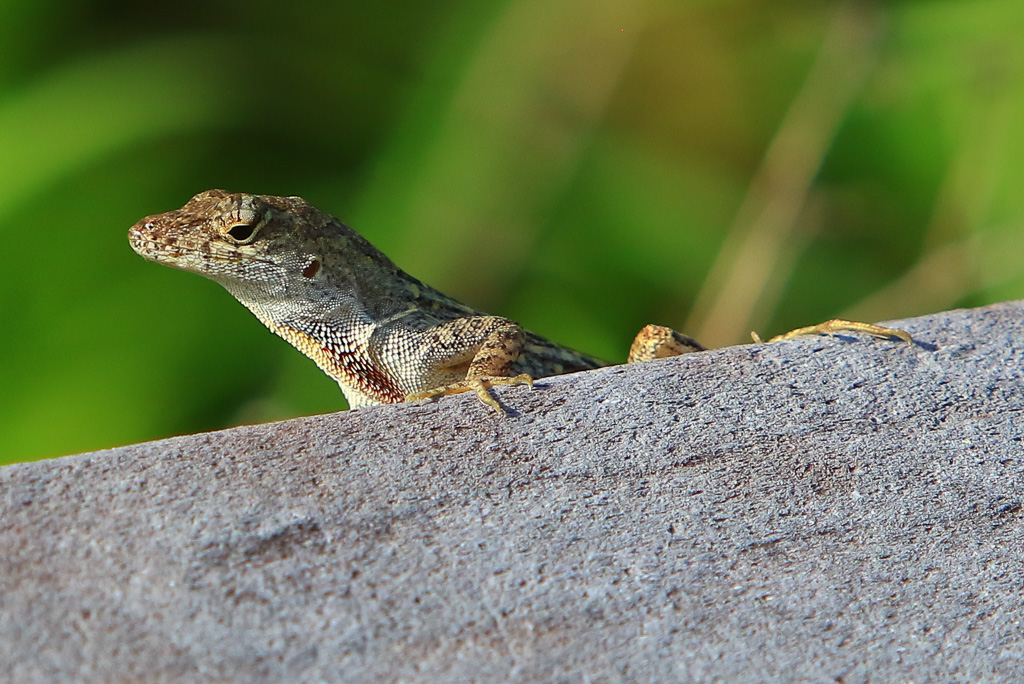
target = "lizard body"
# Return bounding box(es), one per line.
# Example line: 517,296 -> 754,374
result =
129,190 -> 908,412
128,190 -> 701,410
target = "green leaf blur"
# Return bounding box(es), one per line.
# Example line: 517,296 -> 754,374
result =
2,0 -> 1022,463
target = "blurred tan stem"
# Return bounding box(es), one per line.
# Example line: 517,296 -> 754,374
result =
684,1 -> 880,347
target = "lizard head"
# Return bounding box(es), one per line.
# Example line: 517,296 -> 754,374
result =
128,189 -> 366,302
129,189 -> 428,331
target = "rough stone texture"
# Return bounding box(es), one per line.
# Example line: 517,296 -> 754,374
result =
2,302 -> 1023,683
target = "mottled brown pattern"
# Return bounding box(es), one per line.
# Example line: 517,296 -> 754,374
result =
628,324 -> 705,363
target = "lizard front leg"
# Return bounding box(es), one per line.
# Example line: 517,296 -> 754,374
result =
404,316 -> 533,412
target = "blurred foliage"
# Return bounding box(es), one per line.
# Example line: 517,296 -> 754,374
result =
1,0 -> 1022,463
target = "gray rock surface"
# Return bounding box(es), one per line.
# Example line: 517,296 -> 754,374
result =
2,302 -> 1023,682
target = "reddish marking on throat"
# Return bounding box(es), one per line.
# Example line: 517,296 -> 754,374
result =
279,325 -> 405,403
328,345 -> 406,403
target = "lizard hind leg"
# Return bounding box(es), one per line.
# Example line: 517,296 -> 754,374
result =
751,318 -> 912,344
628,324 -> 706,363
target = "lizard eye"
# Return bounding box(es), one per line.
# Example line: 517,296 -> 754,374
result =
222,209 -> 270,244
226,221 -> 259,243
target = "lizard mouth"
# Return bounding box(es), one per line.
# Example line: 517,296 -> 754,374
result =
129,225 -> 226,265
128,225 -> 277,269
128,226 -> 196,262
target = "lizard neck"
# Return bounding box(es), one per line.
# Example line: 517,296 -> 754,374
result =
225,282 -> 408,407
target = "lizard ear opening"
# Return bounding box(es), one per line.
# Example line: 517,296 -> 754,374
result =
303,259 -> 321,278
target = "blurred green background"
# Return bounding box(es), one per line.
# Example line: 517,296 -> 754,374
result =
2,0 -> 1023,464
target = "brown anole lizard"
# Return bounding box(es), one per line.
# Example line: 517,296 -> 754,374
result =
128,190 -> 909,412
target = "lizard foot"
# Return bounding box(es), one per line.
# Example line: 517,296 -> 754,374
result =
751,318 -> 912,344
405,374 -> 534,413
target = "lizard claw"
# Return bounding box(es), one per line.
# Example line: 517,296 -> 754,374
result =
405,374 -> 534,413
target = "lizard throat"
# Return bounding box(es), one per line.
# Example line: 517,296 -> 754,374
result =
273,323 -> 406,406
